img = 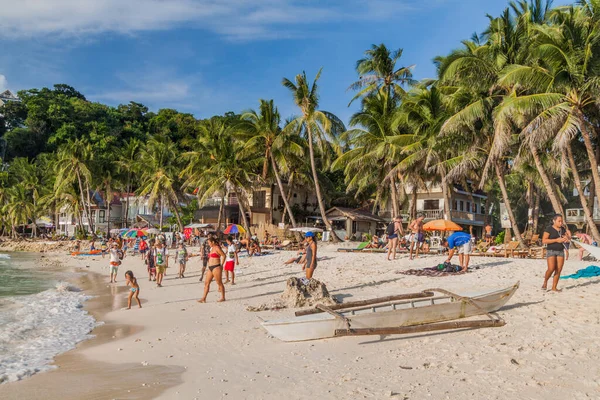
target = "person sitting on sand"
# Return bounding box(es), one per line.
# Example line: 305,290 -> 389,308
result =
303,232 -> 318,279
272,236 -> 281,247
125,270 -> 141,309
365,235 -> 381,249
198,237 -> 226,303
285,245 -> 307,265
224,235 -> 239,285
409,214 -> 425,260
386,217 -> 404,261
89,239 -> 96,251
248,240 -> 262,257
574,231 -> 593,261
542,214 -> 569,292
442,231 -> 472,272
73,240 -> 81,252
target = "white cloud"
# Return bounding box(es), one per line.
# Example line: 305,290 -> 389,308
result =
0,74 -> 7,91
0,0 -> 431,40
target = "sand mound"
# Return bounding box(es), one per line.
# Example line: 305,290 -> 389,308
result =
247,277 -> 337,311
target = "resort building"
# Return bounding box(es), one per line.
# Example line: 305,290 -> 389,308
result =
58,192 -> 123,236
0,89 -> 19,108
565,182 -> 600,230
381,181 -> 488,238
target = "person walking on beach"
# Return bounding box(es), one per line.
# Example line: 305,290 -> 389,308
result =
198,237 -> 226,303
542,214 -> 570,292
386,216 -> 404,261
109,242 -> 123,283
125,270 -> 141,309
154,241 -> 169,287
146,242 -> 156,281
139,237 -> 148,261
224,235 -> 239,285
409,214 -> 425,260
199,236 -> 211,282
175,241 -> 189,279
443,231 -> 472,272
304,232 -> 318,279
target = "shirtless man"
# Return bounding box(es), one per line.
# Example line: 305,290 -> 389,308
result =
409,214 -> 425,260
484,223 -> 493,245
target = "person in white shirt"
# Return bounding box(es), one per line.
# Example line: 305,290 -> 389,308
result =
109,243 -> 123,283
223,235 -> 239,285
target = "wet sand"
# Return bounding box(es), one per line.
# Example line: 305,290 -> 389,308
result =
0,261 -> 185,400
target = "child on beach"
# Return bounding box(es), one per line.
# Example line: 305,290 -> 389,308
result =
101,239 -> 108,258
175,242 -> 189,279
224,235 -> 239,285
154,241 -> 168,287
139,238 -> 148,261
109,243 -> 124,283
124,270 -> 141,309
146,242 -> 156,281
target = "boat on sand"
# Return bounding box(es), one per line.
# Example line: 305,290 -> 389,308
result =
261,282 -> 519,342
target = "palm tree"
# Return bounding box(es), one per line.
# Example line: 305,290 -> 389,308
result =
118,139 -> 142,228
282,69 -> 345,242
4,184 -> 35,238
136,135 -> 184,232
348,44 -> 415,105
240,99 -> 304,228
9,158 -> 42,237
55,139 -> 95,235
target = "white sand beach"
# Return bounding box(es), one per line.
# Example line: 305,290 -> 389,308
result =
1,244 -> 600,399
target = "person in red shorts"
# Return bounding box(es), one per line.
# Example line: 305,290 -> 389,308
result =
223,235 -> 239,285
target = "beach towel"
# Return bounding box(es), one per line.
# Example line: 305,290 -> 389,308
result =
397,266 -> 467,277
560,266 -> 600,280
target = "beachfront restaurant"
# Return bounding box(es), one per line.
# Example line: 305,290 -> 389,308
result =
319,207 -> 387,240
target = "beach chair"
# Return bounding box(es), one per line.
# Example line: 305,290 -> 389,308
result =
277,240 -> 292,250
529,234 -> 540,246
528,246 -> 546,259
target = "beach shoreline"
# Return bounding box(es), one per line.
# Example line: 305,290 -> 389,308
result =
0,244 -> 599,399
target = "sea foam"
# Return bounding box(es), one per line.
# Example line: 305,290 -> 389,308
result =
0,282 -> 98,383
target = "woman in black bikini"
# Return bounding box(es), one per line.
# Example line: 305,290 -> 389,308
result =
198,237 -> 226,303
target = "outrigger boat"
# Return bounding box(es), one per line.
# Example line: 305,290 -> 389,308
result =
261,282 -> 519,342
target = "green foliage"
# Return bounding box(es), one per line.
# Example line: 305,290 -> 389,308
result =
495,231 -> 505,245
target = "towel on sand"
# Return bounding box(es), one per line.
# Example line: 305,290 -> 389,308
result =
560,266 -> 600,280
397,266 -> 467,277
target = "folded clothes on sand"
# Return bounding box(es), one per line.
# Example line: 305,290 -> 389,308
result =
560,266 -> 600,280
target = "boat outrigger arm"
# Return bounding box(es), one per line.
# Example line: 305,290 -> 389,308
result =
334,287 -> 507,337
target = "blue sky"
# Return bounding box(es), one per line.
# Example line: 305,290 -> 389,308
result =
0,0 -> 572,125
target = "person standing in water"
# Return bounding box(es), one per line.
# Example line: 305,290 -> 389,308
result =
198,237 -> 226,303
304,232 -> 318,279
386,217 -> 404,261
542,214 -> 570,292
223,235 -> 239,285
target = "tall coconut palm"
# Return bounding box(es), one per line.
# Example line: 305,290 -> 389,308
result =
4,184 -> 35,238
282,69 -> 345,242
136,135 -> 184,232
240,99 -> 304,228
348,44 -> 415,105
117,138 -> 142,228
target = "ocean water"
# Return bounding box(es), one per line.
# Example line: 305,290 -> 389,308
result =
0,253 -> 97,383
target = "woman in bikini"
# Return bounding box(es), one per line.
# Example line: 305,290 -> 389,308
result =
198,237 -> 226,303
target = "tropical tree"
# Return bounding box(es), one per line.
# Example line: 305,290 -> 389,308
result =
282,69 -> 345,242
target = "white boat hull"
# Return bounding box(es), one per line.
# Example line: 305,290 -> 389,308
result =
261,282 -> 519,342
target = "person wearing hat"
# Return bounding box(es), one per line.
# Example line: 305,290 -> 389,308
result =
303,231 -> 318,279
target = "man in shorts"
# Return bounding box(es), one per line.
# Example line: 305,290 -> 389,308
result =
154,241 -> 169,287
443,230 -> 472,272
109,243 -> 123,283
408,214 -> 425,260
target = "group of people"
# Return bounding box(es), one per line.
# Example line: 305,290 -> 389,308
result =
385,214 -> 428,261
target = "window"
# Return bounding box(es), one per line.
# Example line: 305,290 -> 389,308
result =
423,199 -> 440,210
459,201 -> 464,211
99,210 -> 106,223
454,200 -> 458,210
473,203 -> 478,214
481,205 -> 485,215
466,202 -> 471,212
253,190 -> 266,208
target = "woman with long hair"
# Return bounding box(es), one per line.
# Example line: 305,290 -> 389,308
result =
304,232 -> 318,279
198,237 -> 226,303
542,214 -> 569,292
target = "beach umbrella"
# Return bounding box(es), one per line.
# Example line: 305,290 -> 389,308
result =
422,219 -> 462,232
122,228 -> 147,238
289,227 -> 324,233
223,224 -> 246,234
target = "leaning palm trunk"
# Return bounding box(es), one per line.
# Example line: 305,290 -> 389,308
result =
271,156 -> 298,228
76,171 -> 90,235
410,186 -> 417,220
441,173 -> 451,220
236,189 -> 252,239
170,199 -> 184,232
85,180 -> 96,235
389,174 -> 399,218
533,187 -> 540,234
530,142 -> 563,216
281,179 -> 294,225
216,194 -> 225,231
567,145 -> 600,242
125,175 -> 131,228
578,116 -> 600,211
306,125 -> 340,242
495,162 -> 525,247
159,196 -> 164,232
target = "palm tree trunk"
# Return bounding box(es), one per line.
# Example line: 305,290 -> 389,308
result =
568,144 -> 600,242
281,179 -> 294,225
410,185 -> 417,220
107,197 -> 111,238
578,117 -> 600,211
85,180 -> 95,235
483,196 -> 491,225
530,142 -> 563,215
306,125 -> 340,242
533,187 -> 540,234
495,162 -> 525,247
76,171 -> 90,235
159,196 -> 164,232
236,189 -> 252,239
389,174 -> 399,218
271,156 -> 298,228
170,200 -> 184,232
125,175 -> 131,228
441,173 -> 451,220
216,194 -> 224,231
